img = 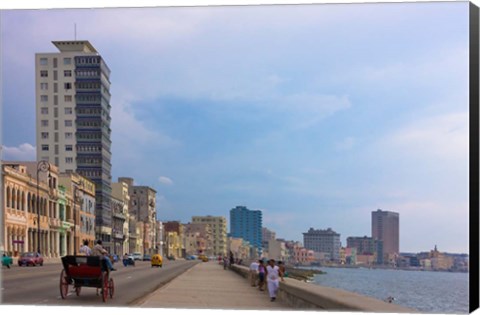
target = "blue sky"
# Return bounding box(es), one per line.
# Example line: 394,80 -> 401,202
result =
0,2 -> 470,253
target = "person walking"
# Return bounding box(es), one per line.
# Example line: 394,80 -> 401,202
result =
92,240 -> 116,271
258,259 -> 266,291
223,256 -> 228,270
266,259 -> 281,301
249,260 -> 259,286
277,261 -> 286,281
79,240 -> 92,256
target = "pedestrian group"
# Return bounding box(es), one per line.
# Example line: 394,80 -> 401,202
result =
249,258 -> 285,302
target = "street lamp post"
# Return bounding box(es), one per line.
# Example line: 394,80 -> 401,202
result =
36,160 -> 51,254
73,181 -> 84,255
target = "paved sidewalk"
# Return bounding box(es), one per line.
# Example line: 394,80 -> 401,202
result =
138,261 -> 291,310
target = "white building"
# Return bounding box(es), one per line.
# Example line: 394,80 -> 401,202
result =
35,40 -> 113,243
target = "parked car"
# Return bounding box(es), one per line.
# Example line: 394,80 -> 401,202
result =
143,254 -> 151,261
18,252 -> 43,266
132,252 -> 142,261
198,255 -> 209,262
167,255 -> 176,261
2,252 -> 13,268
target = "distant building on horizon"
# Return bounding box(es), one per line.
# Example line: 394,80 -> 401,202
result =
372,209 -> 399,259
192,215 -> 227,257
262,227 -> 276,251
346,235 -> 383,265
303,227 -> 341,261
229,206 -> 263,255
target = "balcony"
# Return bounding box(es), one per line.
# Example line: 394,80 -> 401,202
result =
49,218 -> 62,228
112,212 -> 126,220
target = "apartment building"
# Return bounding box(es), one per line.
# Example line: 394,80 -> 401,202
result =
35,40 -> 113,243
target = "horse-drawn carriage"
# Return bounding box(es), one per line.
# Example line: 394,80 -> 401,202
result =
59,255 -> 114,302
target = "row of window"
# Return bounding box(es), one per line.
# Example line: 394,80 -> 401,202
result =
77,95 -> 101,102
76,70 -> 100,77
40,107 -> 73,115
41,144 -> 73,151
40,120 -> 73,127
41,132 -> 73,140
39,57 -> 72,66
77,82 -> 101,89
40,95 -> 73,102
77,108 -> 102,115
76,57 -> 101,65
77,145 -> 102,152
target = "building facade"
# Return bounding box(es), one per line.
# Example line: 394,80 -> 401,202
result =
262,227 -> 276,252
372,209 -> 399,258
2,161 -> 68,257
35,40 -> 113,244
192,215 -> 227,257
303,227 -> 341,261
112,181 -> 130,255
58,172 -> 96,253
118,178 -> 157,255
184,222 -> 213,257
229,206 -> 262,255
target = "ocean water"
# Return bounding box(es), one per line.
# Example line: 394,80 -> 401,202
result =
307,267 -> 469,313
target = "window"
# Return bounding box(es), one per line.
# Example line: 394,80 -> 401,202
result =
65,107 -> 73,115
65,145 -> 73,151
64,70 -> 72,77
40,70 -> 48,77
53,58 -> 58,68
53,71 -> 58,80
41,145 -> 49,151
63,58 -> 72,65
65,132 -> 73,140
65,120 -> 73,127
40,83 -> 48,90
54,120 -> 58,130
39,58 -> 48,65
54,132 -> 59,142
54,95 -> 58,105
41,107 -> 48,114
64,83 -> 72,90
54,83 -> 58,93
41,120 -> 49,127
65,157 -> 73,164
64,95 -> 72,102
40,95 -> 48,102
41,132 -> 49,139
54,108 -> 58,118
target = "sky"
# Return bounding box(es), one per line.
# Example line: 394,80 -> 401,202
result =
0,1 -> 471,253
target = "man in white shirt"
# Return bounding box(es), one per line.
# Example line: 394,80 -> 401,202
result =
249,260 -> 259,287
266,259 -> 281,301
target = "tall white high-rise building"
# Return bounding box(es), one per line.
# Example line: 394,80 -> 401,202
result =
35,40 -> 113,244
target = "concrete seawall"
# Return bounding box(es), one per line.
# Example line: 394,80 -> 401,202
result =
229,264 -> 414,312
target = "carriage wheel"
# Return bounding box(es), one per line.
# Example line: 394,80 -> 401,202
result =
75,286 -> 81,296
109,278 -> 114,298
102,272 -> 109,302
59,269 -> 69,299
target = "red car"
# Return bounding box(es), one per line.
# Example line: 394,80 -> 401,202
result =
18,252 -> 44,266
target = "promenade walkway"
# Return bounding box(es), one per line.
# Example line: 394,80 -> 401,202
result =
137,261 -> 292,310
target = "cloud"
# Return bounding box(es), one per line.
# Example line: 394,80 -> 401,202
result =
2,143 -> 36,161
378,111 -> 468,161
158,176 -> 174,185
335,136 -> 355,150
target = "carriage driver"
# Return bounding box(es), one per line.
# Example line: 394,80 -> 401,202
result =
92,240 -> 116,271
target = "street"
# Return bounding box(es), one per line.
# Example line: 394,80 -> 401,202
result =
1,259 -> 199,306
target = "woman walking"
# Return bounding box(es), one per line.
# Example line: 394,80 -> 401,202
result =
266,259 -> 281,301
258,260 -> 266,291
